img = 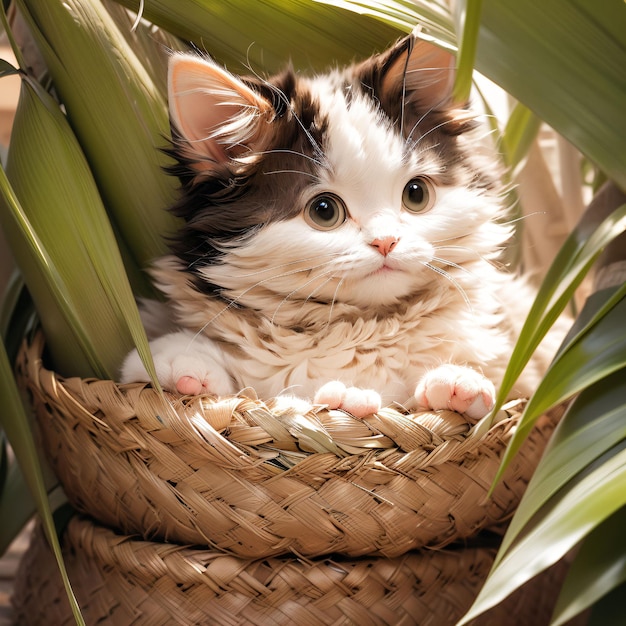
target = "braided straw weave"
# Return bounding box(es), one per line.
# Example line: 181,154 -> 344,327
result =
12,516 -> 571,626
18,332 -> 559,559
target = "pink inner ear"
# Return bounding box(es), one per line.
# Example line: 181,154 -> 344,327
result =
383,38 -> 456,110
168,55 -> 271,164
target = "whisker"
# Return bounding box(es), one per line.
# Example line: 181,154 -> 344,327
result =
271,269 -> 337,324
263,169 -> 321,181
499,211 -> 546,227
194,258 -> 338,337
433,245 -> 490,264
257,148 -> 324,167
232,252 -> 341,278
430,256 -> 473,275
327,278 -> 344,327
422,261 -> 472,311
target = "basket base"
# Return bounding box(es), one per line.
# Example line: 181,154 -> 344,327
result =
11,517 -> 582,626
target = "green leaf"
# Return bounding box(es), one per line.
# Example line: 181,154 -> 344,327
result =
452,0 -> 483,104
552,507 -> 626,625
490,204 -> 626,421
500,366 -> 626,561
0,58 -> 19,78
0,339 -> 84,625
458,445 -> 626,624
114,0 -> 406,73
495,283 -> 626,483
2,76 -> 159,385
17,0 -> 180,269
588,580 -> 626,626
501,102 -> 541,172
477,0 -> 626,191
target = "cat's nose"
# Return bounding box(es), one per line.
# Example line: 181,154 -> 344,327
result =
370,236 -> 399,256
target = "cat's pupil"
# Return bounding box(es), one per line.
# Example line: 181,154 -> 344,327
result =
315,200 -> 335,222
407,183 -> 424,204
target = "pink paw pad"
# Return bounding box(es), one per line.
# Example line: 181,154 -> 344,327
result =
415,364 -> 496,421
175,375 -> 207,396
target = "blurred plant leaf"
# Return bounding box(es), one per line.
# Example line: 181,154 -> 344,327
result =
17,0 -> 180,269
476,0 -> 626,191
588,580 -> 626,626
113,0 -> 406,73
501,103 -> 541,173
0,58 -> 19,77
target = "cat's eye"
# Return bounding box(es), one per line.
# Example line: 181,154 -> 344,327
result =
305,194 -> 347,230
402,177 -> 435,213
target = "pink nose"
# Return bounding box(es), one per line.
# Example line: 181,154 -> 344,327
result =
370,236 -> 399,256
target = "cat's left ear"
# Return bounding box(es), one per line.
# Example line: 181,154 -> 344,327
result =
168,54 -> 273,169
364,33 -> 474,134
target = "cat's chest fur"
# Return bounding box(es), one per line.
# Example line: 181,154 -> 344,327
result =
152,258 -> 517,406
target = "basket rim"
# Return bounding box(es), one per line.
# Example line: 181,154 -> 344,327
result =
20,330 -> 528,468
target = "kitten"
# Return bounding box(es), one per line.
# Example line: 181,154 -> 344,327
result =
121,34 -> 556,420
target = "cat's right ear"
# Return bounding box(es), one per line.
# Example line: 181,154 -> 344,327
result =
168,55 -> 273,169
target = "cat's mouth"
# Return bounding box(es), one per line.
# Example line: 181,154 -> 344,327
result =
369,260 -> 401,277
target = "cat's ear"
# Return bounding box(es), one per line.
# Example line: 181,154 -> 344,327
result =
168,54 -> 273,168
363,33 -> 474,134
381,35 -> 456,110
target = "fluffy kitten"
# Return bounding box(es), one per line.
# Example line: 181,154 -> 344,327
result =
121,34 -> 555,420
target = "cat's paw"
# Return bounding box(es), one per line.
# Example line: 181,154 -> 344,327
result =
120,332 -> 235,397
414,364 -> 495,421
314,381 -> 381,418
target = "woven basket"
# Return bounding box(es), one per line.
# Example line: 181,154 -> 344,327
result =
12,516 -> 572,626
17,332 -> 560,559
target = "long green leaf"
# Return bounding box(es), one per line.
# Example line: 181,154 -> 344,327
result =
501,102 -> 541,173
3,75 -> 158,384
451,0 -> 483,104
500,366 -> 626,558
0,339 -> 84,625
114,0 -> 406,73
458,445 -> 626,624
0,154 -> 99,378
495,283 -> 626,482
460,299 -> 626,623
477,0 -> 626,191
491,204 -> 626,418
551,507 -> 626,625
17,0 -> 180,269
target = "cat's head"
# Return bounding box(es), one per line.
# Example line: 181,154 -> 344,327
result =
164,34 -> 509,317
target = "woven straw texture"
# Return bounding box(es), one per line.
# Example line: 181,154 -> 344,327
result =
18,333 -> 560,559
12,516 -> 572,626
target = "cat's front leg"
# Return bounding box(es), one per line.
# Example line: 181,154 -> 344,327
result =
314,381 -> 381,418
120,330 -> 236,396
414,364 -> 496,421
